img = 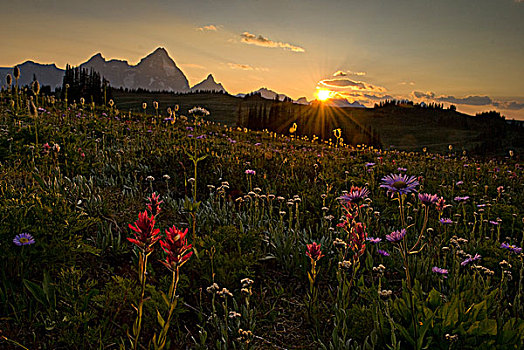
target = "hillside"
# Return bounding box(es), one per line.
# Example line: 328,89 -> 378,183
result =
112,90 -> 524,154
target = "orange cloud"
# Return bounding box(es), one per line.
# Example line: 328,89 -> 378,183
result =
228,62 -> 268,71
198,25 -> 221,31
240,32 -> 305,52
333,70 -> 366,77
319,78 -> 386,93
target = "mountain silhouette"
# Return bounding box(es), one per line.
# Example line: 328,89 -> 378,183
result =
0,47 -> 192,92
190,74 -> 226,92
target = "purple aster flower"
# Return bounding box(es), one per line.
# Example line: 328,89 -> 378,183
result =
255,143 -> 262,146
397,167 -> 407,172
366,237 -> 382,243
454,196 -> 470,202
186,126 -> 194,131
365,162 -> 375,167
245,169 -> 256,175
380,174 -> 419,195
187,134 -> 193,138
418,193 -> 439,205
439,218 -> 453,224
432,266 -> 448,277
339,186 -> 370,204
386,229 -> 407,243
456,181 -> 464,186
461,253 -> 481,266
196,135 -> 206,139
13,233 -> 35,246
501,243 -> 522,254
489,221 -> 499,225
377,249 -> 390,257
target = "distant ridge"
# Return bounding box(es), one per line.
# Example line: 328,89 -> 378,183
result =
81,47 -> 190,92
190,74 -> 226,92
0,47 -> 194,92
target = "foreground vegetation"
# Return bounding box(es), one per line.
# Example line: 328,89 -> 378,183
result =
0,88 -> 523,349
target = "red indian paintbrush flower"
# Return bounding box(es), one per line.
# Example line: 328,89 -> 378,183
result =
306,242 -> 324,261
160,226 -> 193,270
128,211 -> 160,252
349,222 -> 367,258
147,192 -> 163,218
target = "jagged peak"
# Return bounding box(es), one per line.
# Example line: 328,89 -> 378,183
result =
86,53 -> 105,62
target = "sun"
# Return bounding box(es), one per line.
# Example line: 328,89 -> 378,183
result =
315,89 -> 332,101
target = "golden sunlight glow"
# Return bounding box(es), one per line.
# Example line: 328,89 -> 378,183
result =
315,89 -> 332,101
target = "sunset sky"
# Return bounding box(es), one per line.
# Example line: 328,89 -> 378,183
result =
2,0 -> 523,119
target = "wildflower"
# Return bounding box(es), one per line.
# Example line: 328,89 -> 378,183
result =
6,74 -> 12,86
436,197 -> 446,212
146,176 -> 155,182
461,253 -> 481,266
245,169 -> 256,175
379,289 -> 393,297
418,193 -> 438,205
160,226 -> 193,270
333,238 -> 347,249
377,249 -> 390,257
339,186 -> 370,204
128,211 -> 161,252
445,334 -> 458,342
229,311 -> 242,318
439,218 -> 453,224
380,174 -> 419,195
306,242 -> 324,261
189,106 -> 210,116
432,266 -> 448,277
206,283 -> 220,294
500,243 -> 522,254
338,260 -> 352,269
146,192 -> 163,218
13,233 -> 35,246
217,288 -> 233,297
456,181 -> 463,186
349,222 -> 367,257
373,264 -> 386,273
454,196 -> 470,202
163,174 -> 171,180
386,229 -> 407,243
366,237 -> 382,243
241,278 -> 254,287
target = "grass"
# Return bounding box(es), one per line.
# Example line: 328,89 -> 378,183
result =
0,90 -> 523,349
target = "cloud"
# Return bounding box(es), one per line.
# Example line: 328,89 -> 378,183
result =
411,91 -> 524,110
319,78 -> 386,93
436,95 -> 492,106
240,32 -> 305,52
228,62 -> 269,71
198,24 -> 221,31
228,63 -> 253,70
333,70 -> 366,77
412,91 -> 435,99
493,101 -> 524,110
180,63 -> 206,69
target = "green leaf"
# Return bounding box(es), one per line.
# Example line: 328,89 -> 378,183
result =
427,288 -> 441,308
23,279 -> 47,306
156,309 -> 165,328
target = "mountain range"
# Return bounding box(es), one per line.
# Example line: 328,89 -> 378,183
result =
0,47 -> 363,107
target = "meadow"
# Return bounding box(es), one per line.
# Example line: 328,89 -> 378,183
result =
0,87 -> 523,349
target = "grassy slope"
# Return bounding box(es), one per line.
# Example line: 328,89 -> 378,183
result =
113,91 -> 524,154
